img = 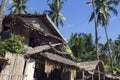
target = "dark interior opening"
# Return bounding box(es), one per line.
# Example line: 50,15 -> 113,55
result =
1,26 -> 11,41
34,60 -> 68,80
34,60 -> 47,80
48,68 -> 62,80
29,31 -> 41,47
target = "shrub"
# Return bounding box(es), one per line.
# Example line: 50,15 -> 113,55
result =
0,34 -> 27,56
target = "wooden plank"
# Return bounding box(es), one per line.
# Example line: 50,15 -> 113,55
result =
0,52 -> 26,80
0,52 -> 16,80
23,58 -> 35,80
12,54 -> 25,80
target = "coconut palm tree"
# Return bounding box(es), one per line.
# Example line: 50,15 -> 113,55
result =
87,0 -> 99,60
9,0 -> 28,14
0,0 -> 7,41
68,33 -> 96,61
112,36 -> 120,74
88,0 -> 120,73
99,37 -> 120,74
44,0 -> 66,28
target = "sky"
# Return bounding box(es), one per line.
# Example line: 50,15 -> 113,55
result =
3,0 -> 120,43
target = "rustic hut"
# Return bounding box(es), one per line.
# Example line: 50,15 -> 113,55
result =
2,14 -> 67,46
0,14 -> 78,80
24,44 -> 77,80
76,60 -> 105,80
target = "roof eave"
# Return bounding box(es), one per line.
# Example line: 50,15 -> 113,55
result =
45,15 -> 68,43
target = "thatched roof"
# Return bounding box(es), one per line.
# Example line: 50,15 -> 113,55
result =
24,44 -> 77,68
3,14 -> 67,43
25,43 -> 75,61
105,74 -> 120,80
26,43 -> 62,56
77,60 -> 104,71
40,52 -> 77,68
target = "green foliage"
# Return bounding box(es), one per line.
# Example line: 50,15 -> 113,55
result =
9,0 -> 29,14
34,11 -> 40,14
69,33 -> 120,74
62,45 -> 78,61
88,0 -> 119,27
0,34 -> 27,56
44,0 -> 66,28
68,33 -> 96,61
99,35 -> 120,74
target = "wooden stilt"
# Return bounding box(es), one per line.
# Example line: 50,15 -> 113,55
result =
98,66 -> 100,80
82,71 -> 85,80
103,73 -> 105,80
92,74 -> 94,80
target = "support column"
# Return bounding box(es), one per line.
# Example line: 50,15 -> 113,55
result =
92,74 -> 94,80
98,66 -> 100,80
82,71 -> 85,80
103,73 -> 105,80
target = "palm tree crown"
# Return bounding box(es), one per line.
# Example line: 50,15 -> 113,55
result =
89,0 -> 119,27
44,0 -> 66,28
9,0 -> 28,14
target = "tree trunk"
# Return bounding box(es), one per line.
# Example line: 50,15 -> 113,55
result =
0,0 -> 7,41
92,0 -> 99,60
104,27 -> 113,74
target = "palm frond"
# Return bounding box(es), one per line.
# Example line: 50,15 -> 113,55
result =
107,0 -> 120,5
107,5 -> 118,16
86,2 -> 92,5
89,12 -> 94,22
59,13 -> 66,20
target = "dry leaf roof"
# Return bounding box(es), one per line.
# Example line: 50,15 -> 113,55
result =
40,52 -> 77,68
105,74 -> 120,80
24,44 -> 77,68
25,43 -> 62,56
77,60 -> 104,71
3,14 -> 67,43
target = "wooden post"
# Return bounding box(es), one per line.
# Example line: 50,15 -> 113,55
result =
103,73 -> 105,80
92,74 -> 94,80
82,71 -> 85,80
98,66 -> 100,80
